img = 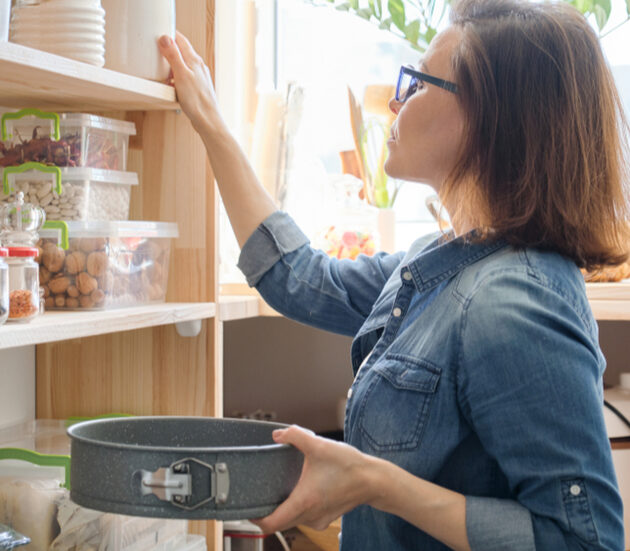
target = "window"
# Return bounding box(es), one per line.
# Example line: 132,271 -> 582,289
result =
215,0 -> 630,282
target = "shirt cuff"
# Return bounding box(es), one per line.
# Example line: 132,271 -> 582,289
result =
237,211 -> 310,287
466,496 -> 535,551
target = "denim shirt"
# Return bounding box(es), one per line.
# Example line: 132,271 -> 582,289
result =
238,211 -> 624,551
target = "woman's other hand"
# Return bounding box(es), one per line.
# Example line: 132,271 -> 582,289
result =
158,31 -> 223,133
251,425 -> 376,533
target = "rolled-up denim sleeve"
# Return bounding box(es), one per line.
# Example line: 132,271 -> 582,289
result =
459,272 -> 624,550
237,211 -> 405,336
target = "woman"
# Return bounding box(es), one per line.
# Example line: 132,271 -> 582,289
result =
158,0 -> 628,549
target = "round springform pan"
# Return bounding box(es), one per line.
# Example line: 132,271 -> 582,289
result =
67,416 -> 304,520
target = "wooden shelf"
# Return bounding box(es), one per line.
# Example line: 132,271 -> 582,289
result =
219,282 -> 630,322
219,295 -> 280,321
0,42 -> 177,111
0,302 -> 216,350
219,283 -> 281,320
586,282 -> 630,320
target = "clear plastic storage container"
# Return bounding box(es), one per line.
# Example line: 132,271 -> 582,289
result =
0,247 -> 8,325
38,221 -> 178,310
0,109 -> 136,171
2,166 -> 139,221
6,246 -> 40,322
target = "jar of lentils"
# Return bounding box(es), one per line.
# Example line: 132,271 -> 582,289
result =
6,247 -> 40,322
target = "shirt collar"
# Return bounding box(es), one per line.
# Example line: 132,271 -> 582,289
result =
406,230 -> 508,293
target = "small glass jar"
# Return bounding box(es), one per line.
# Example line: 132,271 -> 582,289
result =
6,247 -> 40,322
0,247 -> 8,326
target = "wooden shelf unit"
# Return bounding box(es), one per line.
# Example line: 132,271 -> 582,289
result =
586,282 -> 630,320
0,41 -> 177,111
0,1 -> 222,547
0,303 -> 216,350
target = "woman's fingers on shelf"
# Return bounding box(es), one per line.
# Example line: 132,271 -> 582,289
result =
158,34 -> 188,76
175,30 -> 203,66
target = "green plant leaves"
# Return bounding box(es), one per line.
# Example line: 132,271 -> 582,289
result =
404,19 -> 420,45
388,0 -> 407,32
308,0 -> 626,57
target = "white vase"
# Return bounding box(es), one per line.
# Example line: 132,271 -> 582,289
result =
377,207 -> 396,253
102,0 -> 175,81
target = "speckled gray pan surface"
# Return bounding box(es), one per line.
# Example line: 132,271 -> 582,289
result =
67,417 -> 304,520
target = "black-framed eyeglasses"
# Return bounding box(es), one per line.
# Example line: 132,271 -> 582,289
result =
395,65 -> 458,102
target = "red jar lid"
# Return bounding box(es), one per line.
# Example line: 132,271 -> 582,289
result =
0,247 -> 7,257
7,247 -> 39,257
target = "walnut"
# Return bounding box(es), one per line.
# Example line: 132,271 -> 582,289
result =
44,296 -> 54,309
79,295 -> 94,308
67,285 -> 79,298
91,288 -> 105,305
41,242 -> 65,273
87,252 -> 108,277
148,283 -> 165,301
54,295 -> 65,308
39,266 -> 51,285
79,238 -> 107,253
65,251 -> 86,274
97,271 -> 114,293
77,272 -> 98,295
65,297 -> 79,309
42,284 -> 50,298
48,275 -> 71,295
147,261 -> 163,284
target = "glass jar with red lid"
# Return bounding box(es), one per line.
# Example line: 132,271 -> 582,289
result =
6,246 -> 40,322
0,247 -> 8,325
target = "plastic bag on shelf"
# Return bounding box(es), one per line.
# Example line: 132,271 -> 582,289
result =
0,477 -> 65,550
0,523 -> 31,550
50,494 -> 187,551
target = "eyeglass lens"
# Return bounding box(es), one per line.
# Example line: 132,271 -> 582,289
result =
397,70 -> 419,102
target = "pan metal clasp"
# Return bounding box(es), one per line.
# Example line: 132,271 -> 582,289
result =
140,457 -> 230,511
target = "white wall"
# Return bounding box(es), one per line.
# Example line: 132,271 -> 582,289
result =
0,346 -> 35,429
223,317 -> 353,433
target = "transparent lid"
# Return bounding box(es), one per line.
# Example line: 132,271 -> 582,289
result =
0,191 -> 46,247
39,220 -> 179,239
1,110 -> 136,136
57,113 -> 137,136
0,420 -> 70,456
4,167 -> 139,186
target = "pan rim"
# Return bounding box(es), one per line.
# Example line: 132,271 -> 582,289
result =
67,416 -> 295,454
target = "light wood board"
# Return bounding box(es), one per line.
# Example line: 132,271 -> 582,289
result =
0,303 -> 215,350
35,0 -> 221,546
0,41 -> 177,111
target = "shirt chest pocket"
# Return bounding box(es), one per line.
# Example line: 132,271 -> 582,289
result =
357,354 -> 441,452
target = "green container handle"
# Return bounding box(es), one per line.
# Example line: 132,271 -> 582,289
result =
42,220 -> 69,251
3,162 -> 62,196
0,447 -> 71,489
1,108 -> 61,141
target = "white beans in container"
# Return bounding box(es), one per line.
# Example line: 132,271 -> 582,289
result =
1,168 -> 138,221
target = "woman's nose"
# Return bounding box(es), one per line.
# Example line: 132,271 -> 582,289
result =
389,97 -> 402,115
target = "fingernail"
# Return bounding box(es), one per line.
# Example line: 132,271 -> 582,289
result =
159,35 -> 171,47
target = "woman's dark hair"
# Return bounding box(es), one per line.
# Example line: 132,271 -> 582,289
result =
445,0 -> 630,269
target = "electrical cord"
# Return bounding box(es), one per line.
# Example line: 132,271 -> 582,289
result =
275,531 -> 291,551
604,399 -> 630,431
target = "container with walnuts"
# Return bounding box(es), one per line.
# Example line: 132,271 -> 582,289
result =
37,221 -> 178,310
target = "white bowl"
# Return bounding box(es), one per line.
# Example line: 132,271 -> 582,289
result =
11,31 -> 105,44
11,37 -> 105,51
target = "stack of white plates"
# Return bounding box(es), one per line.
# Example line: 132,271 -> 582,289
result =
10,0 -> 105,67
